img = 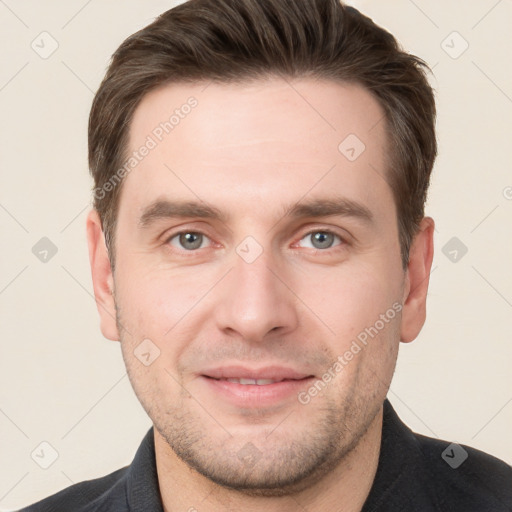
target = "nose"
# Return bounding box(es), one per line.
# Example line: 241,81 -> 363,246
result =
213,246 -> 300,343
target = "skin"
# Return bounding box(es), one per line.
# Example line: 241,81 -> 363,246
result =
87,77 -> 434,511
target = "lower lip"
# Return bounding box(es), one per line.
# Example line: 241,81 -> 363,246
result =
200,375 -> 315,408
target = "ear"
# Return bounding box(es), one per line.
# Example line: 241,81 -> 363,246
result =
86,209 -> 120,341
400,216 -> 435,343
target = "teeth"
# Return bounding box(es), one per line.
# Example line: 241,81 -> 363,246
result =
226,378 -> 279,385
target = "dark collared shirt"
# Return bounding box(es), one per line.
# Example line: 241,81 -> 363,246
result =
18,399 -> 512,511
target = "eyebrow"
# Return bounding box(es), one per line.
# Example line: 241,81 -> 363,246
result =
139,200 -> 227,228
138,196 -> 374,229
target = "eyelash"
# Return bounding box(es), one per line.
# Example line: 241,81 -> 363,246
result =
164,228 -> 347,254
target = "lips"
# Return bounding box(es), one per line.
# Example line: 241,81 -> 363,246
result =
201,365 -> 313,383
199,365 -> 315,407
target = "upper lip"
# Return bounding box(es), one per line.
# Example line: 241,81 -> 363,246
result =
201,365 -> 314,381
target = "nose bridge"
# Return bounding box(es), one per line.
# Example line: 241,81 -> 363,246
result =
234,246 -> 279,302
214,240 -> 298,341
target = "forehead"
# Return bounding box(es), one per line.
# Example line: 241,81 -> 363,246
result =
121,77 -> 394,226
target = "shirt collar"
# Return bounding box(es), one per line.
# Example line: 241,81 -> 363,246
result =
361,398 -> 438,511
125,426 -> 164,511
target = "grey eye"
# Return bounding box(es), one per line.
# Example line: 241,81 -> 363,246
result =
169,232 -> 206,250
299,231 -> 341,250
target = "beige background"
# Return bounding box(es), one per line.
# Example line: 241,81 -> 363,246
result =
1,0 -> 511,509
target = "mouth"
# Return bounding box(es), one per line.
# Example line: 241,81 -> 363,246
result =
201,364 -> 314,382
203,376 -> 310,385
199,366 -> 315,407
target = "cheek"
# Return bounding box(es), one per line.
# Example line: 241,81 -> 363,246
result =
304,264 -> 399,334
116,265 -> 200,334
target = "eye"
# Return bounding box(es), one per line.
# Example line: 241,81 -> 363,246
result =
297,230 -> 343,250
167,231 -> 211,251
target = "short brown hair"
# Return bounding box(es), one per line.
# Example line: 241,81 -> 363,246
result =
89,0 -> 436,271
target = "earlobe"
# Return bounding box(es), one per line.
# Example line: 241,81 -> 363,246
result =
399,216 -> 435,343
86,209 -> 120,341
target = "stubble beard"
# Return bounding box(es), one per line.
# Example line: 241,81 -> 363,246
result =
114,300 -> 385,497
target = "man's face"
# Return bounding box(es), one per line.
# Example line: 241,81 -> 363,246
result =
89,77 -> 424,494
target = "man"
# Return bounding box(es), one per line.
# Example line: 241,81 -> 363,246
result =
19,0 -> 512,510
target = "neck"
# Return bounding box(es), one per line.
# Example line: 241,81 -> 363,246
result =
155,406 -> 383,512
